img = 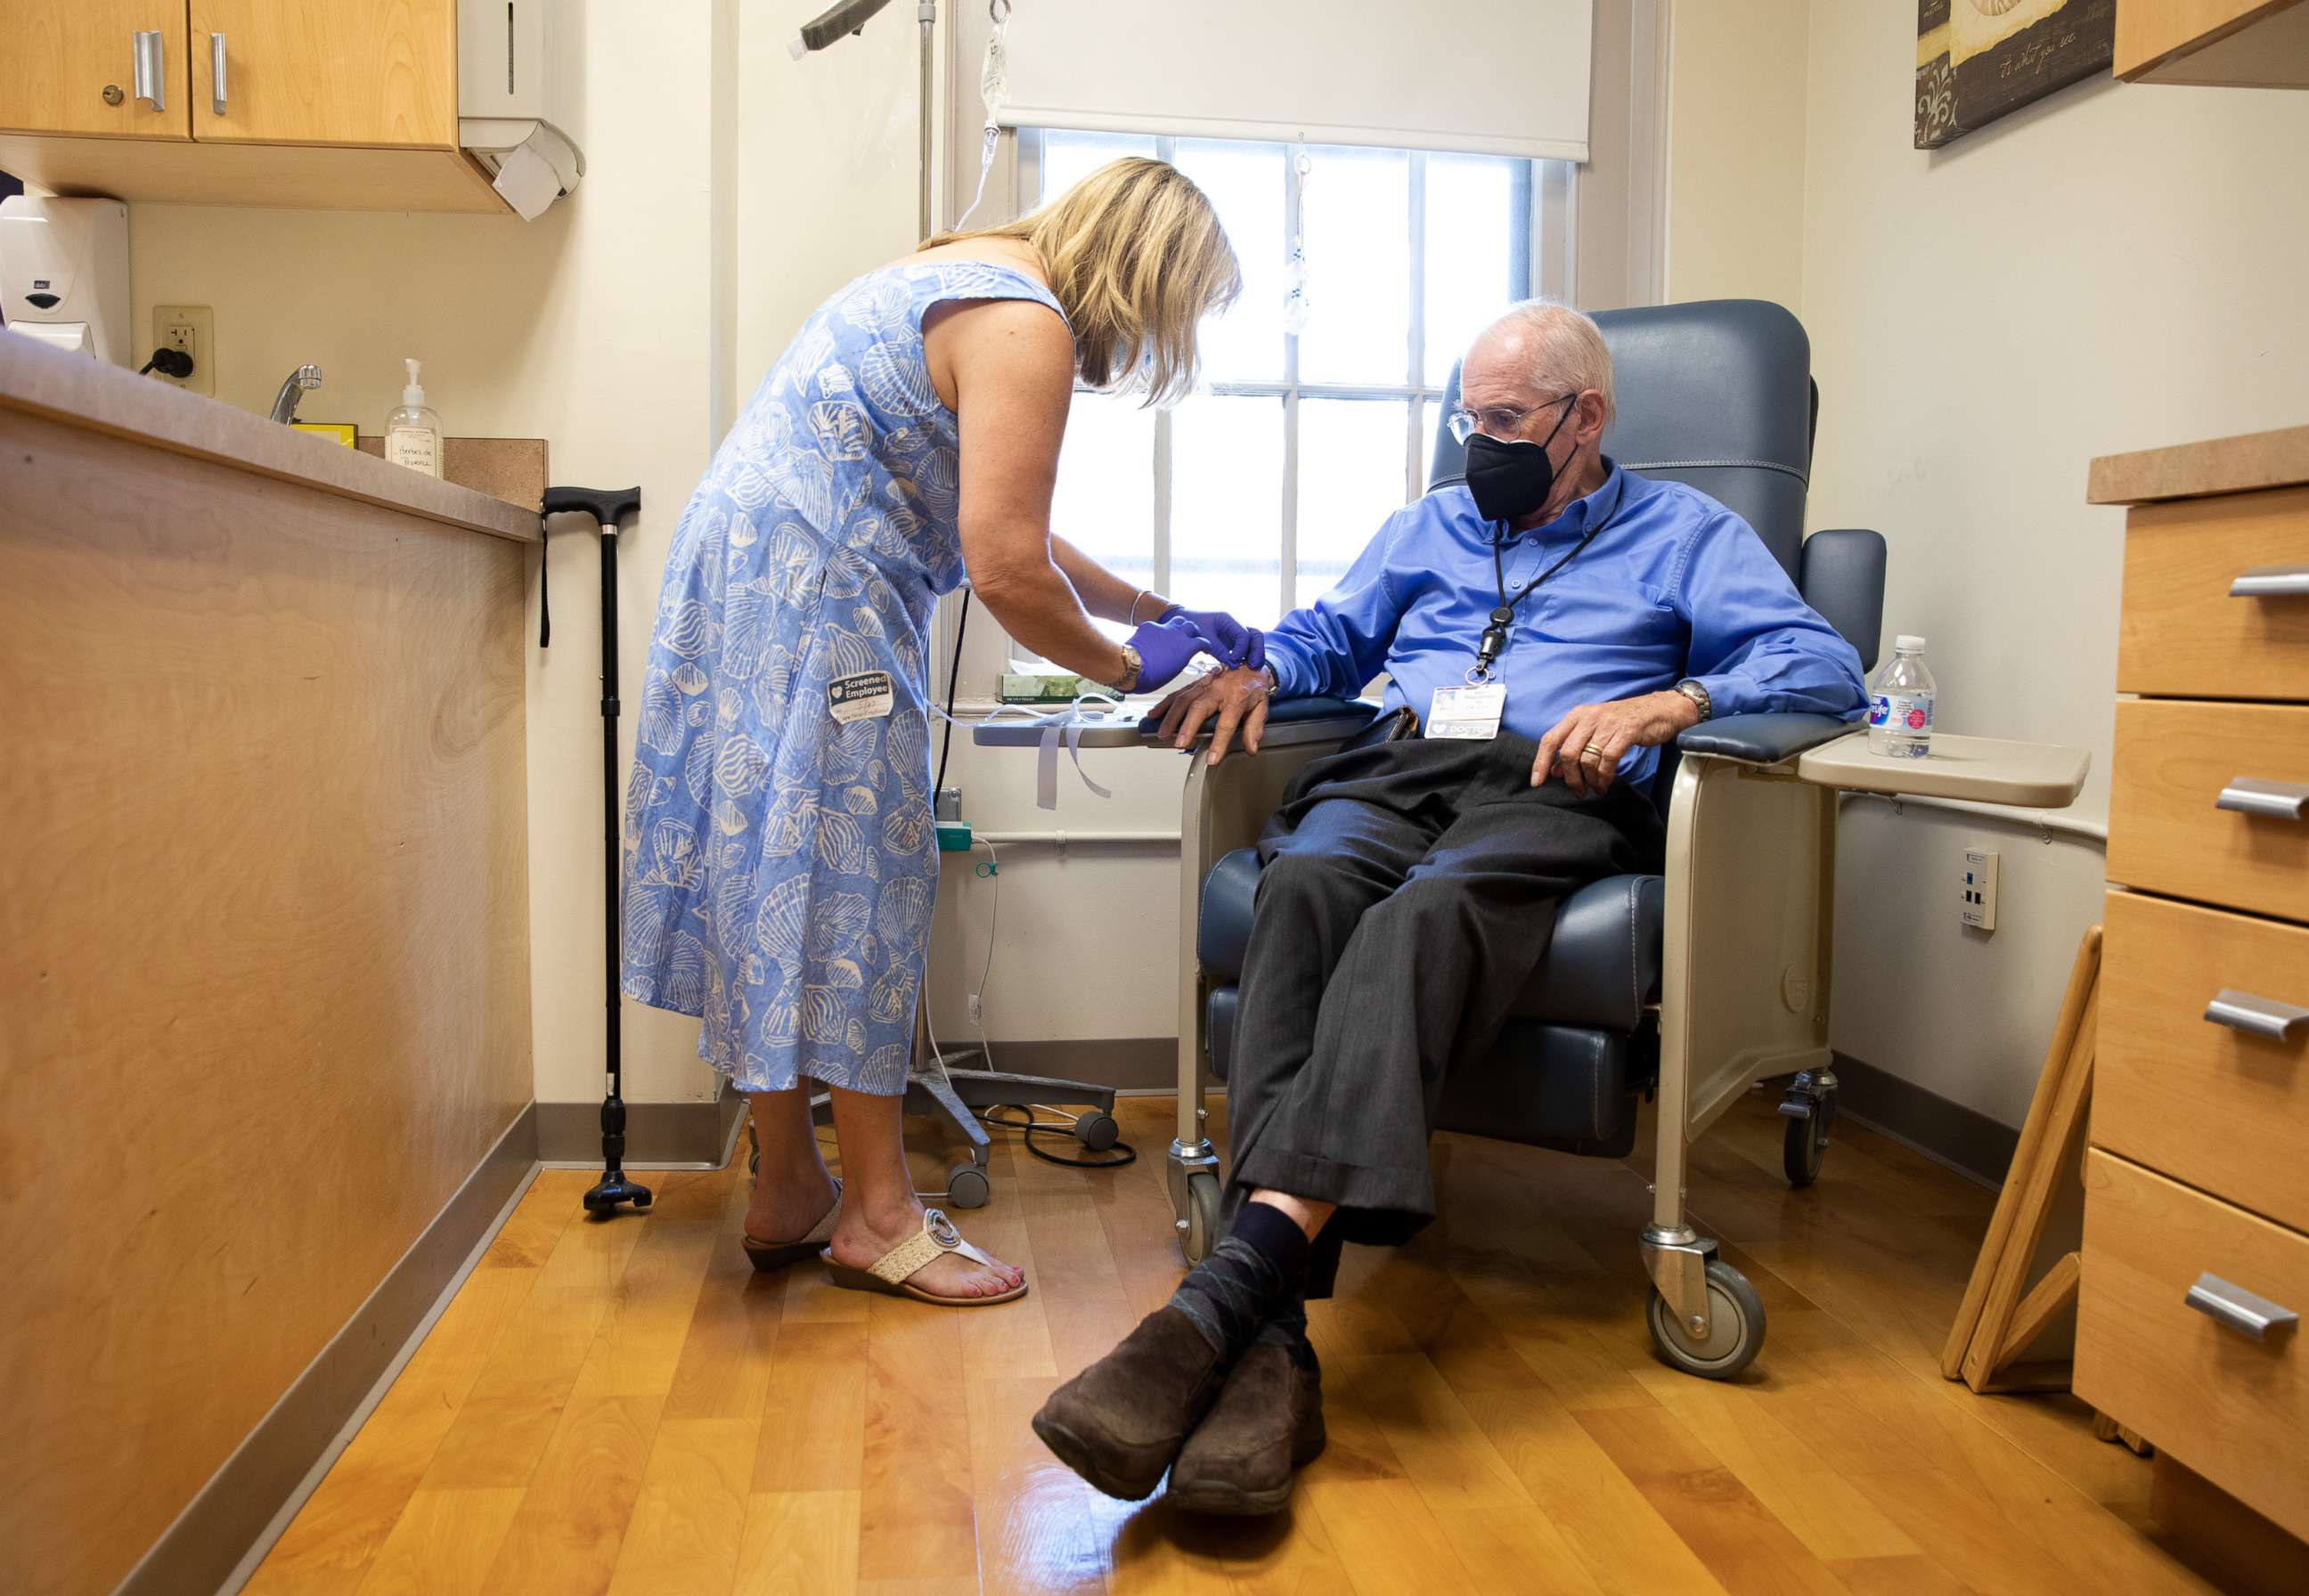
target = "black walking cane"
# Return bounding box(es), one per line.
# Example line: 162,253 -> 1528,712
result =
541,484 -> 652,1217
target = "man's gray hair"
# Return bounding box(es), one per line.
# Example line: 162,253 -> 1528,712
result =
1477,298 -> 1616,424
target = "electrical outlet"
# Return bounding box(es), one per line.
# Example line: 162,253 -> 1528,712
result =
150,305 -> 214,395
1961,849 -> 1999,932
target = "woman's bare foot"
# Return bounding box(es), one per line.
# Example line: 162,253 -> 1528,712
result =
746,1167 -> 839,1247
828,1196 -> 1024,1299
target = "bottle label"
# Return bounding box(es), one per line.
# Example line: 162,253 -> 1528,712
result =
386,425 -> 441,477
1869,691 -> 1934,751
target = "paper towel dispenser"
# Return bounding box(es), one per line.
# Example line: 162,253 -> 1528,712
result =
459,0 -> 586,221
0,197 -> 130,365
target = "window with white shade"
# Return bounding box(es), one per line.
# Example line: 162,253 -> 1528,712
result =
1017,128 -> 1572,667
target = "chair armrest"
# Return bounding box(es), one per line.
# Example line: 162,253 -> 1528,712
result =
1677,712 -> 1855,767
1138,694 -> 1380,752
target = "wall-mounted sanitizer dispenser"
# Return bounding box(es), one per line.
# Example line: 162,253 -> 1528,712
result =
0,197 -> 130,365
459,0 -> 587,221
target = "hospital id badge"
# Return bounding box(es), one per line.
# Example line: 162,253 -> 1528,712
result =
828,670 -> 894,723
1427,681 -> 1505,740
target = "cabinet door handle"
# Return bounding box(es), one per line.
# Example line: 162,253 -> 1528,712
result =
2205,989 -> 2309,1041
2216,778 -> 2309,820
2185,1273 -> 2299,1340
2231,566 -> 2309,598
132,30 -> 167,113
211,34 -> 227,116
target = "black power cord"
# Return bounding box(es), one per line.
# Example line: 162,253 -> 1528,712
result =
978,1104 -> 1138,1169
934,588 -> 971,801
137,347 -> 194,379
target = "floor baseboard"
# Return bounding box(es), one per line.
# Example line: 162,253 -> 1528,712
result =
534,1079 -> 746,1168
1830,1052 -> 2019,1190
123,1104 -> 540,1596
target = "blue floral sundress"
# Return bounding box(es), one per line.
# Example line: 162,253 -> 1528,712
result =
620,262 -> 1067,1094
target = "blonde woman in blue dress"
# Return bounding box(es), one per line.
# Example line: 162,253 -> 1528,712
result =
623,159 -> 1256,1306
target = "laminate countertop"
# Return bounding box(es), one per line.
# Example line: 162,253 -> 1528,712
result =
2087,422 -> 2309,508
0,331 -> 539,544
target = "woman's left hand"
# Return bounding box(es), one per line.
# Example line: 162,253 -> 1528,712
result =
1161,606 -> 1263,672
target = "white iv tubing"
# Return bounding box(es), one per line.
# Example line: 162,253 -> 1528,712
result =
952,0 -> 1012,229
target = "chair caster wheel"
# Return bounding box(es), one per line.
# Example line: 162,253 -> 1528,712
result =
1182,1170 -> 1222,1265
946,1165 -> 991,1209
1073,1111 -> 1120,1152
1783,1103 -> 1829,1187
1647,1258 -> 1765,1380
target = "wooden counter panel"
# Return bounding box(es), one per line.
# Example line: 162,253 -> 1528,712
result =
0,410 -> 533,1594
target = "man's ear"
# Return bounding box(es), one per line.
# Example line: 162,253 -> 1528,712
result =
1574,389 -> 1609,444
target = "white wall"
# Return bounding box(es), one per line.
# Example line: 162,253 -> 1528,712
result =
1663,0 -> 1810,310
1799,1 -> 2309,1123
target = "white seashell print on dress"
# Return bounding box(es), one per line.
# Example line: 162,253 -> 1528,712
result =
616,261 -> 1072,1095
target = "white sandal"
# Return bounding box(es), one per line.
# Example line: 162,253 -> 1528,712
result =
821,1209 -> 1029,1307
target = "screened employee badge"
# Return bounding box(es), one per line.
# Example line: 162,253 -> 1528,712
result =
828,670 -> 894,723
1428,681 -> 1506,740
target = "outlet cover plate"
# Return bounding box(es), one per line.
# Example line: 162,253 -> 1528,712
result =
151,304 -> 214,396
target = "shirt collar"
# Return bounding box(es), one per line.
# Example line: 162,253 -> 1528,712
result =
1539,456 -> 1625,539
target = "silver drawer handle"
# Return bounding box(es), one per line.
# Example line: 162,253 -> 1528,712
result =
2231,566 -> 2309,598
2185,1273 -> 2299,1340
2216,778 -> 2308,820
211,34 -> 227,116
2205,989 -> 2309,1041
132,29 -> 167,113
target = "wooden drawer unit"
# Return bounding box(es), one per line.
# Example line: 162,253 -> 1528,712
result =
2119,484 -> 2309,701
2076,1151 -> 2309,1541
2108,699 -> 2309,924
2101,892 -> 2309,1233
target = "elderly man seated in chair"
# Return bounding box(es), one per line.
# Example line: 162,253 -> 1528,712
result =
1032,300 -> 1867,1514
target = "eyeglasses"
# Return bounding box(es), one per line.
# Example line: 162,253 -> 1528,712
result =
1447,392 -> 1578,444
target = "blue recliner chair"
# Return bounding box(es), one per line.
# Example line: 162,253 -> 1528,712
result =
1160,300 -> 1889,1380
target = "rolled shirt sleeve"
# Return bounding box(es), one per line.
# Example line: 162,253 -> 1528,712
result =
1674,511 -> 1867,721
1261,510 -> 1408,702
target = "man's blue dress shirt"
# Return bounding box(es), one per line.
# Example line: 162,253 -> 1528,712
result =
1262,461 -> 1866,794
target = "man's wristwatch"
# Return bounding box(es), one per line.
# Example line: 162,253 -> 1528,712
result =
1673,679 -> 1712,721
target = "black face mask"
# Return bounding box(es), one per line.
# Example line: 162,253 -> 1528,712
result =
1463,394 -> 1581,525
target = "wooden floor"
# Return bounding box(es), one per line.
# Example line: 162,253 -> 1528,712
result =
243,1092 -> 2240,1595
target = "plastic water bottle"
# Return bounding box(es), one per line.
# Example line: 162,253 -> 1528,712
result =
1867,634 -> 1937,759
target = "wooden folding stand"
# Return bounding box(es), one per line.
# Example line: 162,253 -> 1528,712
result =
1941,925 -> 2103,1395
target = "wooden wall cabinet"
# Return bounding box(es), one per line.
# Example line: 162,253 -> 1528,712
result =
2117,0 -> 2309,87
0,4 -> 193,141
0,0 -> 503,214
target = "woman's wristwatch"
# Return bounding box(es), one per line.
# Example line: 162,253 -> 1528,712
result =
1109,642 -> 1144,694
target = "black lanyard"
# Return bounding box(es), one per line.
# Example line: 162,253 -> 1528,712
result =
1473,512 -> 1609,678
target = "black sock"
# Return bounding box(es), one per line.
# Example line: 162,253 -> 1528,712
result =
1166,1202 -> 1312,1361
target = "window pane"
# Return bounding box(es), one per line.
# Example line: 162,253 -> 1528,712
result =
1297,399 -> 1412,610
1171,139 -> 1286,385
1170,394 -> 1285,627
1035,130 -> 1159,207
1049,389 -> 1154,643
1424,154 -> 1522,387
1296,146 -> 1410,387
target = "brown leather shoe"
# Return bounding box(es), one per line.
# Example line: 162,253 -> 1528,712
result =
1032,1307 -> 1228,1501
1166,1325 -> 1326,1516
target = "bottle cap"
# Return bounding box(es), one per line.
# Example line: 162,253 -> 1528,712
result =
402,358 -> 426,407
1895,633 -> 1925,651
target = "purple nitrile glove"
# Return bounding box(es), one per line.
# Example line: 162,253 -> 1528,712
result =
1161,605 -> 1265,672
1123,614 -> 1222,694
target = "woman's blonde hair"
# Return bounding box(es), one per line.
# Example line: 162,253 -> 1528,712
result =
927,157 -> 1240,407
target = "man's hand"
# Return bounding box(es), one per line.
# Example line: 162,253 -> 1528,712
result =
1152,666 -> 1273,766
1532,689 -> 1702,796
